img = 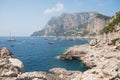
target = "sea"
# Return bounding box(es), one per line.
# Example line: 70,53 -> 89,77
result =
0,37 -> 90,72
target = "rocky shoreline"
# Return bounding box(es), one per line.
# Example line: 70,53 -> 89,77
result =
60,39 -> 120,80
0,47 -> 85,80
0,37 -> 120,80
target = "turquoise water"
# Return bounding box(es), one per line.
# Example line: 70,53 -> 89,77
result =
0,37 -> 89,72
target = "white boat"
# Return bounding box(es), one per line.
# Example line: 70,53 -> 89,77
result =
49,42 -> 54,45
7,33 -> 16,41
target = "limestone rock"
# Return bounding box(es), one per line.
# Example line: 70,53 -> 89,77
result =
17,72 -> 47,80
115,45 -> 120,50
0,48 -> 24,79
49,68 -> 82,80
31,12 -> 110,37
89,39 -> 99,46
60,45 -> 87,60
59,37 -> 120,79
0,48 -> 14,59
9,58 -> 24,72
81,69 -> 109,80
0,59 -> 20,77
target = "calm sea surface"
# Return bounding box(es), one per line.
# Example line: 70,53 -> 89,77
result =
0,37 -> 90,72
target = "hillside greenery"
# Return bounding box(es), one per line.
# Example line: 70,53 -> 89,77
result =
96,14 -> 110,20
111,38 -> 120,45
80,30 -> 89,37
100,13 -> 120,34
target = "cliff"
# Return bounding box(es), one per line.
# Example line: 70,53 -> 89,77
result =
31,12 -> 110,37
60,12 -> 120,80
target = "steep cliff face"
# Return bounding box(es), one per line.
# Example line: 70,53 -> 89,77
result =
31,12 -> 110,37
99,12 -> 120,45
100,12 -> 120,34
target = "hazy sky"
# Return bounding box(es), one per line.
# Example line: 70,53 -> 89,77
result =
0,0 -> 120,36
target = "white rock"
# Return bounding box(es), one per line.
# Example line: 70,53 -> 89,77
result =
9,58 -> 24,72
89,39 -> 98,46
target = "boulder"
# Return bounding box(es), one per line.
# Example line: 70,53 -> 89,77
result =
17,72 -> 47,80
60,54 -> 73,60
9,58 -> 24,72
60,45 -> 87,60
81,69 -> 109,80
0,59 -> 20,77
0,48 -> 24,79
0,48 -> 14,59
49,68 -> 82,80
115,45 -> 120,50
89,39 -> 99,46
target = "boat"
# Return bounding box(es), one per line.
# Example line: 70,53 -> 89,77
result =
31,43 -> 35,45
69,38 -> 74,41
49,42 -> 54,45
7,33 -> 16,41
44,38 -> 48,40
10,44 -> 15,47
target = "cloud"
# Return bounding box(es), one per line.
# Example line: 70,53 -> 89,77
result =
44,3 -> 64,14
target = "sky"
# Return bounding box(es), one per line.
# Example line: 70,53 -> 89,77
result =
0,0 -> 120,36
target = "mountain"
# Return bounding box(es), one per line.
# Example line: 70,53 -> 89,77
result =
100,12 -> 120,34
99,11 -> 120,45
31,12 -> 111,37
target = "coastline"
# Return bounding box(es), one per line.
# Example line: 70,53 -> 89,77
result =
0,37 -> 120,80
60,38 -> 120,79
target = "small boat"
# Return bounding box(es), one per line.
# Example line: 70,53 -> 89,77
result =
31,43 -> 35,45
7,38 -> 16,41
7,33 -> 16,41
69,38 -> 74,41
10,44 -> 15,47
49,42 -> 54,45
44,38 -> 48,40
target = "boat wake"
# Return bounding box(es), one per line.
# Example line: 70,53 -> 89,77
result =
55,56 -> 60,59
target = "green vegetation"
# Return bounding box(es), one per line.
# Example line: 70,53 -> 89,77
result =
89,32 -> 97,36
80,30 -> 89,37
78,23 -> 87,29
96,14 -> 110,20
111,38 -> 120,45
100,13 -> 120,34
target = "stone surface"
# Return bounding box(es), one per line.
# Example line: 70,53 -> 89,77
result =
17,72 -> 47,80
49,68 -> 82,80
0,48 -> 14,59
89,39 -> 99,46
59,40 -> 120,80
8,58 -> 24,72
0,48 -> 24,79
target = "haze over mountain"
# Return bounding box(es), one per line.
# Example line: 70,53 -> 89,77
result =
31,12 -> 111,37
